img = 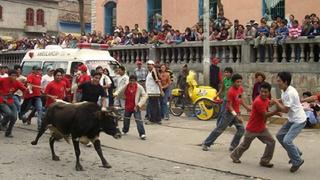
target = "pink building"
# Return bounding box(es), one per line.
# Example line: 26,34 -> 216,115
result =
93,0 -> 320,34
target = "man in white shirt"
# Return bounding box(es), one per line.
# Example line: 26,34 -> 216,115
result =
41,66 -> 54,90
114,66 -> 129,117
273,72 -> 306,173
145,60 -> 162,124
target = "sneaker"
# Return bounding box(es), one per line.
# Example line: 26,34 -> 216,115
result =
290,159 -> 304,173
122,132 -> 127,135
202,144 -> 209,151
230,154 -> 241,163
260,162 -> 274,168
140,134 -> 146,140
156,121 -> 162,125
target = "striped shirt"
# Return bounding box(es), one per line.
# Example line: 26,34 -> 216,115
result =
289,27 -> 302,38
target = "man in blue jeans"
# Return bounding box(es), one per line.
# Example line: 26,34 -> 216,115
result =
273,72 -> 306,173
202,74 -> 251,151
0,70 -> 27,137
114,75 -> 148,140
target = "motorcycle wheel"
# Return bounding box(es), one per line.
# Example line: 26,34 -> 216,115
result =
169,96 -> 184,116
193,98 -> 220,121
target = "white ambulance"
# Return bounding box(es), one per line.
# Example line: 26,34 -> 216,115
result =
20,43 -> 120,77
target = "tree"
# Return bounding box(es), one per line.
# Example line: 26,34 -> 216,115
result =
78,0 -> 85,34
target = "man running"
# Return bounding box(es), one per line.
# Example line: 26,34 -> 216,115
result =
202,74 -> 251,151
230,82 -> 280,168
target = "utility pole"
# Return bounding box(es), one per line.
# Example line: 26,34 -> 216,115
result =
203,0 -> 210,85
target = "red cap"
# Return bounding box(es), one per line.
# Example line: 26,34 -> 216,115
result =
211,57 -> 220,65
78,64 -> 87,72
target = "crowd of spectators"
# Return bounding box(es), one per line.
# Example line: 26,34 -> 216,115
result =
1,13 -> 320,51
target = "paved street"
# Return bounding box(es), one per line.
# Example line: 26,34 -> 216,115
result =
1,114 -> 319,180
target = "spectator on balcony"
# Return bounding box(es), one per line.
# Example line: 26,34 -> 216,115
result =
124,25 -> 131,36
289,20 -> 302,62
142,29 -> 149,44
254,21 -> 269,48
162,20 -> 172,31
209,29 -> 221,41
287,14 -> 295,28
269,27 -> 276,38
184,27 -> 196,41
228,19 -> 240,39
172,30 -> 183,44
196,27 -> 204,41
274,20 -> 289,46
310,13 -> 318,23
244,23 -> 257,40
219,28 -> 229,41
235,25 -> 245,40
308,21 -> 320,38
301,15 -> 313,36
134,24 -> 141,33
165,29 -> 174,44
111,32 -> 122,45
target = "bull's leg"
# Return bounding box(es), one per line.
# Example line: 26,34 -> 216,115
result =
72,139 -> 84,171
93,139 -> 111,168
49,136 -> 60,161
31,121 -> 47,145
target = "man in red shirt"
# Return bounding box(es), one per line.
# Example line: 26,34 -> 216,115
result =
19,66 -> 43,130
74,64 -> 91,102
114,75 -> 148,140
202,74 -> 251,151
44,69 -> 67,108
0,70 -> 27,137
230,82 -> 281,168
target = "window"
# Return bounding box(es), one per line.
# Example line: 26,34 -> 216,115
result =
43,61 -> 68,74
262,0 -> 285,21
198,0 -> 217,21
147,0 -> 162,31
21,61 -> 42,76
0,5 -> 3,20
36,9 -> 44,26
26,8 -> 34,26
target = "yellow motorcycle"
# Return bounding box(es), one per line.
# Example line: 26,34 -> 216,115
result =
169,71 -> 222,121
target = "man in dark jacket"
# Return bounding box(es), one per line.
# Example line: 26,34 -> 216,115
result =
209,58 -> 222,90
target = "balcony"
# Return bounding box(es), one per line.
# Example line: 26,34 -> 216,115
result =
24,24 -> 47,33
107,37 -> 320,73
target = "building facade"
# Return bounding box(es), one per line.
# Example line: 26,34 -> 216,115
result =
0,0 -> 59,38
93,0 -> 320,35
59,0 -> 91,34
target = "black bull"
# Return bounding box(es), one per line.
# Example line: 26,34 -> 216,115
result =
31,101 -> 122,171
